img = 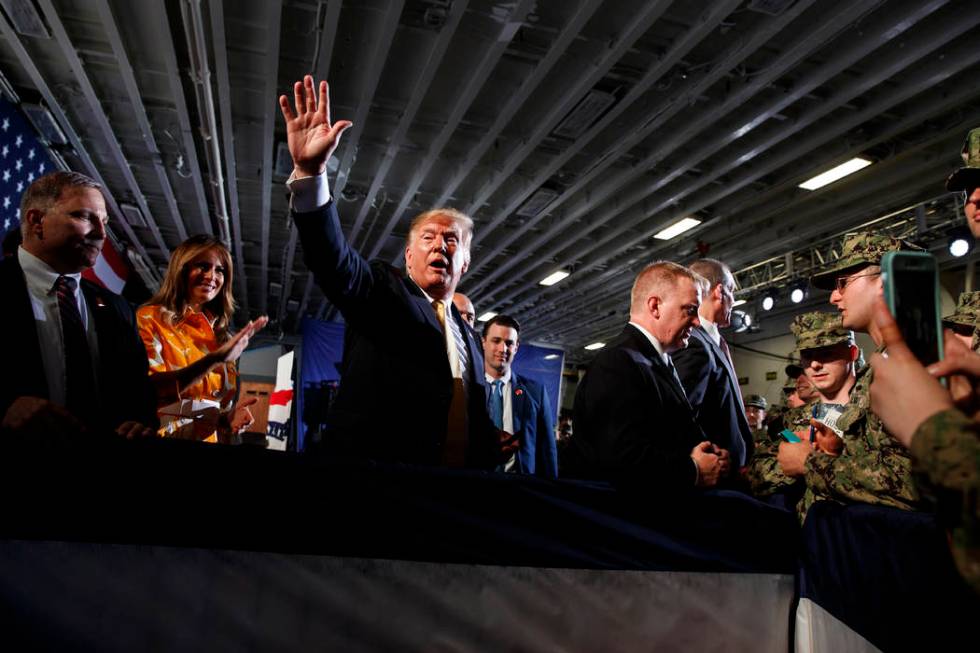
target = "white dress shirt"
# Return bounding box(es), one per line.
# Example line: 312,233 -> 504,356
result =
628,321 -> 672,367
18,246 -> 100,406
699,316 -> 722,347
486,368 -> 515,470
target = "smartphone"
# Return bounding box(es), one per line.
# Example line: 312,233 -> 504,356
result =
881,251 -> 943,366
780,429 -> 801,443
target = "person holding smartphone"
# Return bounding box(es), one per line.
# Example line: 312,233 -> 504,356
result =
746,312 -> 856,515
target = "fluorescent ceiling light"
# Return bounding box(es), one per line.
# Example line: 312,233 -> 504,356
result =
477,311 -> 497,322
654,217 -> 702,241
584,342 -> 606,351
798,157 -> 872,191
543,354 -> 561,360
539,270 -> 570,286
732,299 -> 747,307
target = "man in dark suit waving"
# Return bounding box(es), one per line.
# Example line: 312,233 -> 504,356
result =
572,261 -> 728,490
482,314 -> 558,478
672,259 -> 752,474
279,76 -> 510,468
0,172 -> 156,438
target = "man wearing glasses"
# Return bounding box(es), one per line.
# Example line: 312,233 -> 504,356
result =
787,232 -> 925,517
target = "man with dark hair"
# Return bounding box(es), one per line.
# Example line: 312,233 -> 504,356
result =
482,314 -> 557,477
280,76 -> 508,468
0,171 -> 156,437
673,258 -> 751,474
572,261 -> 727,490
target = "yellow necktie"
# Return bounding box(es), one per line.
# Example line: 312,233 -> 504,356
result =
433,300 -> 468,467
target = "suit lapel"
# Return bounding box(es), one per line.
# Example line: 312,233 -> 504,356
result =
623,325 -> 691,409
1,256 -> 49,398
510,375 -> 525,435
702,328 -> 743,409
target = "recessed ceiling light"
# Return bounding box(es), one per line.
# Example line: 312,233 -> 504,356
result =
584,342 -> 606,351
477,311 -> 498,322
654,217 -> 702,241
539,270 -> 570,286
798,157 -> 872,190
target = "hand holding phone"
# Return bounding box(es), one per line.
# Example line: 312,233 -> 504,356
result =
881,251 -> 943,366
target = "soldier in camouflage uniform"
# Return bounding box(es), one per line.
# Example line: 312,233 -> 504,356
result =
943,290 -> 980,353
798,231 -> 924,521
869,127 -> 980,593
746,312 -> 858,516
743,394 -> 768,432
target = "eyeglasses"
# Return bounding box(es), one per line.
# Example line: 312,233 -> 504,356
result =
834,271 -> 880,293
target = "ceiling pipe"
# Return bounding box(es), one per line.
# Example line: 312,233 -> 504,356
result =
207,0 -> 250,320
94,0 -> 189,244
180,0 -> 232,248
258,0 -> 283,315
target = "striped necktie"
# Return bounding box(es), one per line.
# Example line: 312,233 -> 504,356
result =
55,275 -> 98,426
433,300 -> 469,466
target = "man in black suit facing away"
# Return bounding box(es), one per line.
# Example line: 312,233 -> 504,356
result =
279,76 -> 512,468
672,258 -> 752,475
572,261 -> 728,491
0,172 -> 156,438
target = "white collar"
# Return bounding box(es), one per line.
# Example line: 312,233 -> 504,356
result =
18,245 -> 81,297
485,367 -> 512,386
699,316 -> 721,346
628,321 -> 671,366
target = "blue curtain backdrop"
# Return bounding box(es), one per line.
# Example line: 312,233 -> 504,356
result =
297,317 -> 564,452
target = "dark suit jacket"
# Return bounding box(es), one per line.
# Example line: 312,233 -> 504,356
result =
0,255 -> 157,432
293,201 -> 500,468
493,372 -> 557,478
672,326 -> 752,467
570,324 -> 706,491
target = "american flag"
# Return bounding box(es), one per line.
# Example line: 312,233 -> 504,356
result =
1,98 -> 128,293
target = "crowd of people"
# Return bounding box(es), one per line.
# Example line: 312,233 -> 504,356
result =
1,76 -> 978,594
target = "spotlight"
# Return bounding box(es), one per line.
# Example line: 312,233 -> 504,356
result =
790,281 -> 807,304
761,292 -> 776,311
949,234 -> 971,258
731,309 -> 754,333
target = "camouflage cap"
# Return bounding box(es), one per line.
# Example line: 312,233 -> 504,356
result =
945,127 -> 980,192
782,376 -> 797,393
810,231 -> 921,290
942,291 -> 980,329
744,394 -> 768,410
791,311 -> 855,352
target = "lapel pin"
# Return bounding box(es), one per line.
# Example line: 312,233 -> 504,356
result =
515,388 -> 523,397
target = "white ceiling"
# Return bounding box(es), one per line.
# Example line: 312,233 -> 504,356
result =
1,0 -> 977,361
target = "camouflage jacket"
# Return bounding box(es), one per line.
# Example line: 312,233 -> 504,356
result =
746,404 -> 811,497
911,408 -> 980,594
798,357 -> 922,522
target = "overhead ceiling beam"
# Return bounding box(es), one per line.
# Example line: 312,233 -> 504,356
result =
360,0 -> 536,263
258,0 -> 283,315
478,0 -> 964,314
290,0 -> 404,326
426,0 -> 604,211
149,0 -> 213,235
346,0 -> 465,248
35,0 -> 171,259
93,0 -> 189,244
294,0 -> 343,323
463,0 -> 868,296
208,0 -> 250,320
0,13 -> 157,282
523,118 -> 978,341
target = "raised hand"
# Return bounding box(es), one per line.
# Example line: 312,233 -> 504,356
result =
278,76 -> 352,177
213,316 -> 269,365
